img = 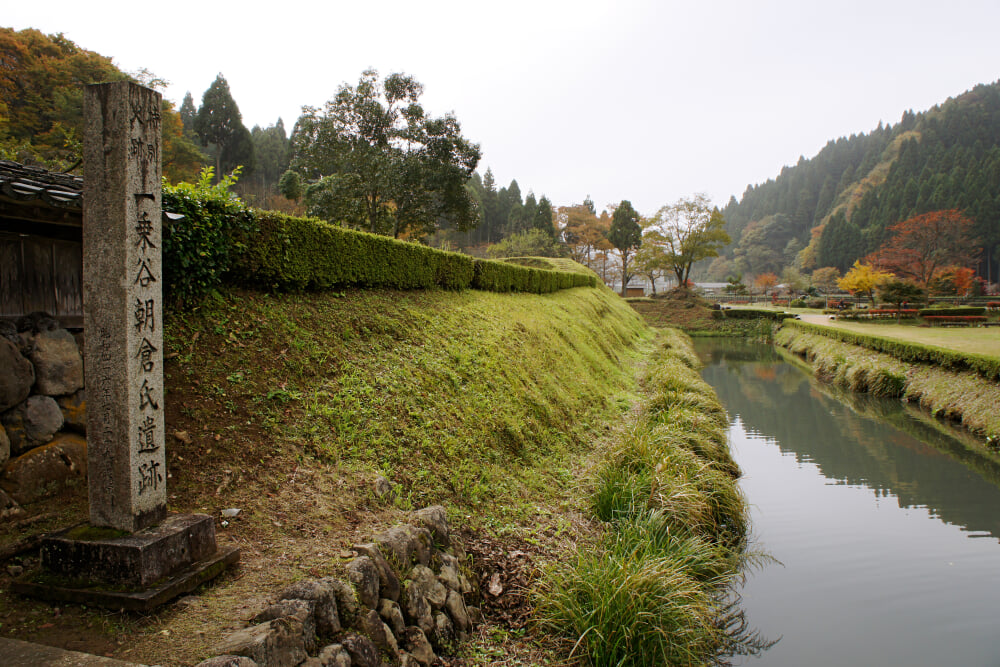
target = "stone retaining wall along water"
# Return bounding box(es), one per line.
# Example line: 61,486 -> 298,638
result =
0,314 -> 87,518
199,505 -> 481,667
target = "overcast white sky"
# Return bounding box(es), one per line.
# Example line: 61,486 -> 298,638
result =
8,1 -> 1000,215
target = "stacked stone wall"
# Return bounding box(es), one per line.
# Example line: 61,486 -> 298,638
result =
0,314 -> 87,517
200,506 -> 481,667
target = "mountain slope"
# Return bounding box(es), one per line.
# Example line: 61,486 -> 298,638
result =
713,81 -> 1000,281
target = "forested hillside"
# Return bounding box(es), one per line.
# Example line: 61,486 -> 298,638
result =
712,81 -> 1000,283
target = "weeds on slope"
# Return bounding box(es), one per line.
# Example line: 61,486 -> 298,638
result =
533,329 -> 772,666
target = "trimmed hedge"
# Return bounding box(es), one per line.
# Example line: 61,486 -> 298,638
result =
918,306 -> 986,317
837,309 -> 920,320
234,210 -> 595,294
721,308 -> 788,321
782,319 -> 1000,382
923,315 -> 988,325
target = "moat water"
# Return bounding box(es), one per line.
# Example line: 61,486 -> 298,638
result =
695,338 -> 1000,666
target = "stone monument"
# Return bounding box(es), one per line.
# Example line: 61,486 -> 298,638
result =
11,82 -> 238,610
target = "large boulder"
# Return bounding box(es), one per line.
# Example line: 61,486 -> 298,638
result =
359,608 -> 398,656
408,564 -> 448,609
194,658 -> 259,667
211,617 -> 306,667
252,599 -> 317,654
400,627 -> 436,667
0,337 -> 34,413
56,389 -> 86,434
278,578 -> 341,637
322,577 -> 360,628
445,589 -> 471,634
378,598 -> 406,637
347,556 -> 381,610
430,611 -> 455,654
374,524 -> 433,569
401,579 -> 433,634
0,433 -> 87,504
315,644 -> 351,667
2,395 -> 64,454
0,423 -> 9,470
340,634 -> 379,667
29,328 -> 83,396
412,506 -> 449,548
353,542 -> 400,601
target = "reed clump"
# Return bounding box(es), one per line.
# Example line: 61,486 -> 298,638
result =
534,328 -> 771,666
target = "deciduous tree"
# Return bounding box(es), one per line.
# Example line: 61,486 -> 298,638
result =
837,260 -> 894,304
646,194 -> 731,287
753,272 -> 779,296
877,279 -> 925,321
291,69 -> 480,238
811,266 -> 841,293
865,209 -> 980,291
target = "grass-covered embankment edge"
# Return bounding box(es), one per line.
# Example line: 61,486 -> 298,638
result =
1,283 -> 655,665
533,328 -> 771,666
775,323 -> 1000,443
781,319 -> 1000,382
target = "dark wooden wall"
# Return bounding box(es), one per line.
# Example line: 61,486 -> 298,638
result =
0,231 -> 83,325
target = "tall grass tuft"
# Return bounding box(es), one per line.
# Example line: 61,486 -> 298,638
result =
536,330 -> 767,666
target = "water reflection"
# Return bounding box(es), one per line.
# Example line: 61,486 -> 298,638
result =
697,338 -> 1000,541
695,337 -> 1000,666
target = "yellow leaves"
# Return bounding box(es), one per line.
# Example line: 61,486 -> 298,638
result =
837,260 -> 894,297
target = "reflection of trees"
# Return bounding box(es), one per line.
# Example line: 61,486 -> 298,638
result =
694,338 -> 1000,540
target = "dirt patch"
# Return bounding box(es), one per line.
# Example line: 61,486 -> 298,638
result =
627,288 -> 719,332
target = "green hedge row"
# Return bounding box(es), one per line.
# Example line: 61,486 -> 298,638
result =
234,210 -> 596,293
782,319 -> 1000,382
721,308 -> 789,321
918,306 -> 986,317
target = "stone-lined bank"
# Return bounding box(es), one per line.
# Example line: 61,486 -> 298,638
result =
197,506 -> 480,667
0,314 -> 87,517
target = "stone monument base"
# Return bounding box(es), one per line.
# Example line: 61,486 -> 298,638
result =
11,513 -> 239,611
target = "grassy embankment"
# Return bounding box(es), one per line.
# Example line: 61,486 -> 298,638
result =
626,289 -> 777,338
1,272 -> 754,666
794,317 -> 1000,358
775,321 -> 1000,444
0,282 -> 647,664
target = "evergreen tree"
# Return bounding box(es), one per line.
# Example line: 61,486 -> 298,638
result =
179,92 -> 196,135
609,200 -> 642,296
194,73 -> 255,179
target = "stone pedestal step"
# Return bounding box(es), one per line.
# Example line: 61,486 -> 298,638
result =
0,637 -> 147,666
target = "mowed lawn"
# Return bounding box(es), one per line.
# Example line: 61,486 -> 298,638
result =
795,314 -> 1000,358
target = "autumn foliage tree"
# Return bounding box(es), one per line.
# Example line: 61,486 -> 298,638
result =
558,203 -> 609,264
837,261 -> 894,304
865,210 -> 980,291
0,28 -> 204,179
753,272 -> 779,296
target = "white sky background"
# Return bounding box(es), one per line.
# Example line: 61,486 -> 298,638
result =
8,0 -> 1000,216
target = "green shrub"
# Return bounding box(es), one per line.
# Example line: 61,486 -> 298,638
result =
918,306 -> 986,317
790,298 -> 806,308
163,179 -> 593,300
722,308 -> 787,321
162,168 -> 257,305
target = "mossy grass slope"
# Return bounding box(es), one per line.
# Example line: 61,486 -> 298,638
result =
1,281 -> 652,664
